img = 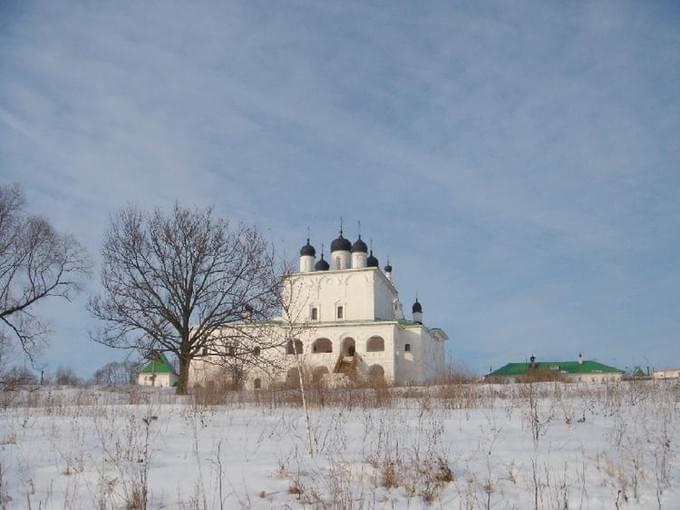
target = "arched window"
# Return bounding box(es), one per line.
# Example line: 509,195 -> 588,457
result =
286,339 -> 303,355
368,364 -> 385,381
404,343 -> 411,352
253,346 -> 261,356
254,378 -> 261,390
366,336 -> 385,352
311,307 -> 318,320
341,337 -> 356,356
312,338 -> 333,353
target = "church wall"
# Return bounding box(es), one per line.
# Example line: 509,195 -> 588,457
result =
189,322 -> 401,388
289,322 -> 398,383
394,327 -> 422,383
342,272 -> 375,321
373,271 -> 399,320
393,326 -> 447,384
287,269 -> 379,322
189,321 -> 447,389
188,322 -> 289,389
422,330 -> 447,382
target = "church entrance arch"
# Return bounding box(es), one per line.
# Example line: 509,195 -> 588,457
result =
341,337 -> 356,356
368,364 -> 385,382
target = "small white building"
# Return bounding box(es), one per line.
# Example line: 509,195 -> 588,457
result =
137,352 -> 178,387
191,228 -> 449,388
652,368 -> 680,380
486,355 -> 624,383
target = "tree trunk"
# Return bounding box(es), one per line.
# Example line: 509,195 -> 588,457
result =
294,351 -> 315,457
177,355 -> 191,395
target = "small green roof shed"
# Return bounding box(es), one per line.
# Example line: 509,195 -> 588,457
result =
140,352 -> 176,375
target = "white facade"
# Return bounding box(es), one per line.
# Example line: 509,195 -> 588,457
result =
137,372 -> 177,388
487,371 -> 623,384
191,231 -> 449,388
569,373 -> 623,383
653,369 -> 680,380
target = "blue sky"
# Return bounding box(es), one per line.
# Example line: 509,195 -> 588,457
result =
1,1 -> 679,376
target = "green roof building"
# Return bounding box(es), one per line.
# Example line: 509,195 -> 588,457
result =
631,367 -> 649,378
487,356 -> 624,383
137,352 -> 178,387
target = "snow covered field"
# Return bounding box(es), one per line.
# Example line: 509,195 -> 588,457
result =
0,380 -> 678,509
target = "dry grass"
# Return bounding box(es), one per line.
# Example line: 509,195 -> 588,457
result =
1,377 -> 679,507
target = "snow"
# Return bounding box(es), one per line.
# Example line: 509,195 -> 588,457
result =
0,381 -> 678,508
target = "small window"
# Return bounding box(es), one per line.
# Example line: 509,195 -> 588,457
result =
404,343 -> 411,352
335,257 -> 341,270
227,345 -> 235,357
337,306 -> 344,319
311,307 -> 318,320
253,346 -> 261,356
202,347 -> 208,356
254,378 -> 261,390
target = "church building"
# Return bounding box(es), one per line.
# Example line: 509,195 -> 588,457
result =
191,228 -> 449,388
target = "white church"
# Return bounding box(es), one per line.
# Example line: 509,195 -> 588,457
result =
191,228 -> 449,389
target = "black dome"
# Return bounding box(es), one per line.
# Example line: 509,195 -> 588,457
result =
330,233 -> 351,252
351,236 -> 368,253
412,299 -> 422,313
384,263 -> 392,272
315,256 -> 329,271
366,250 -> 379,267
300,239 -> 316,257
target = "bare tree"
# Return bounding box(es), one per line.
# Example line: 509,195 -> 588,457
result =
88,204 -> 281,394
0,184 -> 89,359
2,365 -> 38,386
278,270 -> 318,456
54,366 -> 81,386
91,359 -> 141,385
197,308 -> 290,391
0,333 -> 13,381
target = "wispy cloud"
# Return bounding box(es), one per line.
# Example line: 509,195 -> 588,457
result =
1,0 -> 679,374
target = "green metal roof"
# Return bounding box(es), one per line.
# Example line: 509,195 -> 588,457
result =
489,360 -> 624,377
140,352 -> 175,374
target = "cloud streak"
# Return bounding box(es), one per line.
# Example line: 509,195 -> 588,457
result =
1,0 -> 679,374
